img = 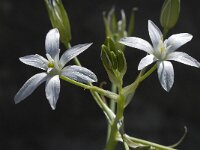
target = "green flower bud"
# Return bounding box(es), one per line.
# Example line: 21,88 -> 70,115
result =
160,0 -> 180,30
101,38 -> 127,86
45,0 -> 71,47
101,46 -> 117,85
128,7 -> 138,36
103,8 -> 127,42
103,7 -> 137,51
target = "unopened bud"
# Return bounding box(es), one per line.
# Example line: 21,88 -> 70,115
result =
45,0 -> 71,47
160,0 -> 180,30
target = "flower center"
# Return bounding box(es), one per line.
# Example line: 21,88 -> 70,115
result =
48,61 -> 55,68
160,45 -> 165,53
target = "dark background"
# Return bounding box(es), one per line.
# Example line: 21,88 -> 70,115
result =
0,0 -> 200,149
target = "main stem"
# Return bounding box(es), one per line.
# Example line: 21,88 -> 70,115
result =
106,86 -> 124,150
106,84 -> 117,142
105,65 -> 157,150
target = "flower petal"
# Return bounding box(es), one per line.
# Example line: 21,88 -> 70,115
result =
61,65 -> 98,83
119,37 -> 153,54
45,28 -> 60,59
19,54 -> 48,70
167,52 -> 200,68
14,72 -> 48,104
60,43 -> 92,67
148,20 -> 162,48
166,33 -> 193,52
138,54 -> 156,70
157,61 -> 174,92
45,75 -> 60,110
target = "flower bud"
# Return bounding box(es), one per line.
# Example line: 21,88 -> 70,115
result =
45,0 -> 71,47
101,38 -> 127,86
103,7 -> 137,51
103,8 -> 127,50
127,7 -> 138,36
160,0 -> 180,30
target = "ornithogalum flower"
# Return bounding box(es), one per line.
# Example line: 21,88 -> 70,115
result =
119,20 -> 200,91
14,28 -> 97,109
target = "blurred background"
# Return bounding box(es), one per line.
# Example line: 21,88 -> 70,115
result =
0,0 -> 200,149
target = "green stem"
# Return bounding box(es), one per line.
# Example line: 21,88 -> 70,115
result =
139,64 -> 157,82
64,42 -> 116,122
124,142 -> 130,150
107,84 -> 117,142
105,65 -> 157,150
122,64 -> 157,98
73,57 -> 81,66
60,75 -> 118,101
163,27 -> 169,39
106,86 -> 125,150
110,84 -> 117,112
124,134 -> 177,150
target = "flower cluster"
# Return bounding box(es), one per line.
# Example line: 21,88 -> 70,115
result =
13,0 -> 200,148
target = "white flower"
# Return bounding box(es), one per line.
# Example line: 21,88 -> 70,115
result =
119,20 -> 200,91
14,28 -> 97,109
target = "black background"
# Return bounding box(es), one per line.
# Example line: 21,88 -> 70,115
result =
0,0 -> 200,149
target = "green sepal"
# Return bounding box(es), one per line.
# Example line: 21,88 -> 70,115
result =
44,0 -> 71,46
117,50 -> 127,77
160,0 -> 180,30
110,51 -> 118,70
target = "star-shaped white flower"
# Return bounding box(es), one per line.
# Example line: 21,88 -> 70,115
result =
119,20 -> 200,91
14,28 -> 97,109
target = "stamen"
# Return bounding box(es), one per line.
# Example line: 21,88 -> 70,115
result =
48,61 -> 55,68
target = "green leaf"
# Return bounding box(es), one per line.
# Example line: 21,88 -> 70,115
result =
160,0 -> 180,30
